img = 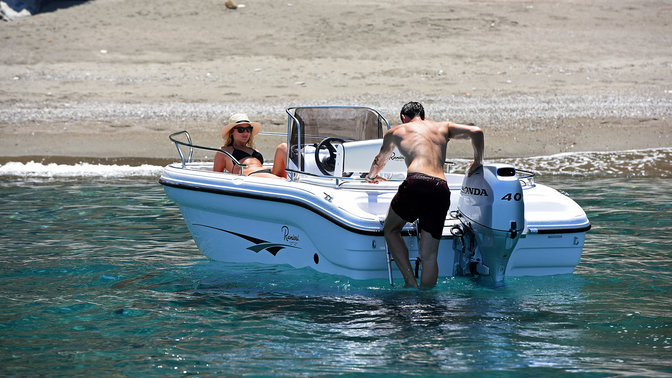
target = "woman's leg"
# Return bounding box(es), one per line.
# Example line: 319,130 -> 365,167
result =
271,143 -> 288,178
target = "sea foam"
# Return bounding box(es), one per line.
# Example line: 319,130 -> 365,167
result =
1,147 -> 670,178
0,161 -> 164,178
495,147 -> 672,177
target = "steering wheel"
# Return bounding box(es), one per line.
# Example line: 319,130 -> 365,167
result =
314,137 -> 345,175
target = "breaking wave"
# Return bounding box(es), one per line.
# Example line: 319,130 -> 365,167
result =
1,147 -> 670,178
491,147 -> 672,177
0,161 -> 163,179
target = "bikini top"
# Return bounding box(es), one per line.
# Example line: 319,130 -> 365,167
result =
230,147 -> 264,165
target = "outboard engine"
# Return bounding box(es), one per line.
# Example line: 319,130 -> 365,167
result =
456,164 -> 524,285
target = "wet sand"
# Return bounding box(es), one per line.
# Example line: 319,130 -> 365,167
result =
1,0 -> 671,163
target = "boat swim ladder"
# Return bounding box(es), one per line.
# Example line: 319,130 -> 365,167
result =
385,220 -> 422,286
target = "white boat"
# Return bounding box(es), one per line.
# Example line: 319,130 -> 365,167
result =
160,106 -> 591,285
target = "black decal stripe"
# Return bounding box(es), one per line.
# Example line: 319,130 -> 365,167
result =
536,224 -> 592,234
192,223 -> 299,256
266,246 -> 284,256
193,223 -> 268,244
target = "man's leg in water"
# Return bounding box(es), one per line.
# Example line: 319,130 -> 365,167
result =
418,229 -> 440,288
384,208 -> 418,288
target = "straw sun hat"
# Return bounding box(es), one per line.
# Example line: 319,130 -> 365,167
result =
221,113 -> 261,138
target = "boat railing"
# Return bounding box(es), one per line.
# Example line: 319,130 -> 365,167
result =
168,129 -> 520,185
284,168 -> 403,187
287,160 -> 457,187
169,130 -> 248,175
517,169 -> 536,187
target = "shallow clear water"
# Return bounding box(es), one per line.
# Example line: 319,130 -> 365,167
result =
1,157 -> 671,375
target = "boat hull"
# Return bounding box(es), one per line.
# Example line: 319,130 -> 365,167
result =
162,173 -> 458,281
506,232 -> 586,276
161,163 -> 589,282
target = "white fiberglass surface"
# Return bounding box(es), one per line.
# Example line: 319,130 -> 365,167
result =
523,184 -> 588,228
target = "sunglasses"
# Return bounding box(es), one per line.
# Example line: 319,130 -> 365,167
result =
233,126 -> 253,133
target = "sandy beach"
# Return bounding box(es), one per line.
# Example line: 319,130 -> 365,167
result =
1,0 -> 671,164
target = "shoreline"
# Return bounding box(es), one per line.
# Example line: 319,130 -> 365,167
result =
2,115 -> 670,162
1,115 -> 669,165
3,145 -> 672,168
2,94 -> 670,162
3,147 -> 671,180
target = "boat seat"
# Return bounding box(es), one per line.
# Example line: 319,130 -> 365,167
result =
334,139 -> 407,178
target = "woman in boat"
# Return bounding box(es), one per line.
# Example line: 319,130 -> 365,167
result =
213,113 -> 287,178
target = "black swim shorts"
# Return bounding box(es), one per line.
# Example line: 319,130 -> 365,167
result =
390,172 -> 450,239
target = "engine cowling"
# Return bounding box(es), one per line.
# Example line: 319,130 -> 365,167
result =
457,164 -> 525,284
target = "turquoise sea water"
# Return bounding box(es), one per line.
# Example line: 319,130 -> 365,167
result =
1,151 -> 671,376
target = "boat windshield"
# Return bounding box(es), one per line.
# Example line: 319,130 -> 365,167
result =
286,106 -> 390,173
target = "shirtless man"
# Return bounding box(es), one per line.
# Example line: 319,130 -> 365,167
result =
366,102 -> 484,288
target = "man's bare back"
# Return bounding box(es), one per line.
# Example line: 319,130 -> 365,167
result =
389,120 -> 451,179
368,118 -> 483,181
